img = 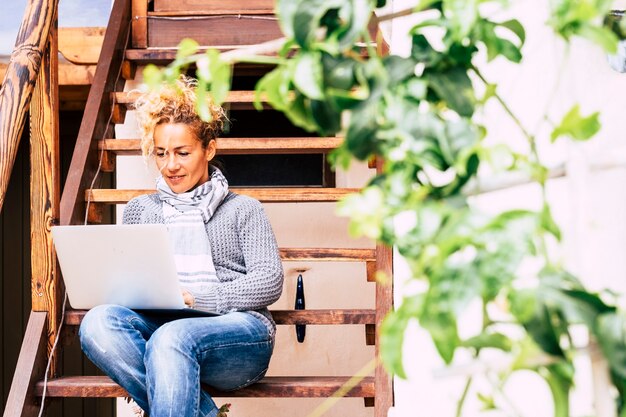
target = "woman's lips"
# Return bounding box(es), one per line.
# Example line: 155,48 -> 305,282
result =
168,175 -> 185,185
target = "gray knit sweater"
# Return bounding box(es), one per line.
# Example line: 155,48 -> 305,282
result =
122,192 -> 284,336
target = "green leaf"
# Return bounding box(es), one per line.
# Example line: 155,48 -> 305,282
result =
380,296 -> 422,379
540,203 -> 562,241
293,0 -> 343,48
294,52 -> 324,100
310,99 -> 342,135
596,312 -> 626,379
335,0 -> 376,49
255,66 -> 292,112
345,103 -> 379,160
461,332 -> 513,352
176,38 -> 199,60
550,104 -> 601,142
499,19 -> 526,44
276,0 -> 301,38
542,364 -> 573,417
427,67 -> 475,117
577,23 -> 618,53
143,64 -> 163,90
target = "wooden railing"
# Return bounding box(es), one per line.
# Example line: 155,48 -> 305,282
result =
59,0 -> 132,226
0,0 -> 59,213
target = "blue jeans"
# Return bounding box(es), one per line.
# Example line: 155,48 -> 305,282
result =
79,305 -> 273,417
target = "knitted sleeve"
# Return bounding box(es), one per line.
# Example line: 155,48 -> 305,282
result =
122,198 -> 145,225
195,198 -> 284,313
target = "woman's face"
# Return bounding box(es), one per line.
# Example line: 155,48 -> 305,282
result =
153,123 -> 216,194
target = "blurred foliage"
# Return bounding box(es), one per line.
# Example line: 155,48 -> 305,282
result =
144,0 -> 625,415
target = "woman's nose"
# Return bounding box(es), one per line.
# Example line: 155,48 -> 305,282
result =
165,154 -> 179,171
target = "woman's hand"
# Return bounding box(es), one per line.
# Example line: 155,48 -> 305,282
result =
182,290 -> 195,308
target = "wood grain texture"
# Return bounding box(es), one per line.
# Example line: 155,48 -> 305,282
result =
85,188 -> 359,204
59,0 -> 131,226
114,90 -> 281,110
36,375 -> 375,398
374,160 -> 394,417
65,309 -> 376,326
153,0 -> 275,14
3,312 -> 48,417
148,16 -> 281,48
1,63 -> 96,86
99,137 -> 343,155
58,27 -> 105,65
29,23 -> 61,376
279,248 -> 375,262
0,0 -> 59,214
131,0 -> 148,48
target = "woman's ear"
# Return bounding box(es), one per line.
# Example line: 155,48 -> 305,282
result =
205,139 -> 217,162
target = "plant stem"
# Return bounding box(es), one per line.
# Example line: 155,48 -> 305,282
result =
455,377 -> 473,417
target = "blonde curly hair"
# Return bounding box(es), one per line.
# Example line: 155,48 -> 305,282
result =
133,75 -> 226,158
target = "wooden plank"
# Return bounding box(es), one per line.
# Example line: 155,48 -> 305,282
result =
374,160 -> 394,417
64,309 -> 376,326
36,375 -> 375,398
60,0 -> 132,226
99,137 -> 343,155
0,0 -> 59,213
148,16 -> 281,48
3,312 -> 48,417
125,49 -> 277,72
153,0 -> 275,14
279,248 -> 375,262
58,27 -> 105,65
29,21 -> 62,376
131,0 -> 148,48
84,188 -> 358,204
0,63 -> 96,86
114,90 -> 283,110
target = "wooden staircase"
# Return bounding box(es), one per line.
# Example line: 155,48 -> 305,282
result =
5,0 -> 393,416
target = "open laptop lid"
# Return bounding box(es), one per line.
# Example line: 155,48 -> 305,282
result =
52,224 -> 187,310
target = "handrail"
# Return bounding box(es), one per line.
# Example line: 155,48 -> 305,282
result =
60,0 -> 132,225
0,0 -> 59,213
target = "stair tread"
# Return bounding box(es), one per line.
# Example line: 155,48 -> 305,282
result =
279,248 -> 375,262
35,375 -> 375,398
114,90 -> 273,105
99,137 -> 343,155
85,188 -> 358,203
65,309 -> 376,326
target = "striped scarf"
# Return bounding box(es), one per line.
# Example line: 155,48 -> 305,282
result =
156,167 -> 229,290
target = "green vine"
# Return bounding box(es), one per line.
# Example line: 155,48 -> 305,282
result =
145,0 -> 626,415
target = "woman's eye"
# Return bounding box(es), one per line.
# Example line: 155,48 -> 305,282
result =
156,152 -> 166,158
178,152 -> 190,157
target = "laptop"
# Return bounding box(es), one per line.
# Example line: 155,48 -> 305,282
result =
52,224 -> 219,316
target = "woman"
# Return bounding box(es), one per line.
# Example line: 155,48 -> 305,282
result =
79,76 -> 284,417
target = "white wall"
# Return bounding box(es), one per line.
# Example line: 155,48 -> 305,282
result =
389,1 -> 626,416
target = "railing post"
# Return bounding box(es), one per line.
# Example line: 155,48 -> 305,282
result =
0,0 -> 59,214
30,15 -> 61,375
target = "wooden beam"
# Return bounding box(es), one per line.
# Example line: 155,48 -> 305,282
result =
36,375 -> 375,398
131,0 -> 148,48
60,0 -> 132,226
99,137 -> 343,155
84,188 -> 358,204
0,0 -> 59,214
153,0 -> 275,14
279,248 -> 375,262
65,309 -> 376,326
0,63 -> 97,86
58,27 -> 105,65
30,19 -> 62,376
3,312 -> 48,417
374,160 -> 394,417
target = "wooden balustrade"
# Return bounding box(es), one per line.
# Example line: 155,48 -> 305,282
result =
0,0 -> 59,214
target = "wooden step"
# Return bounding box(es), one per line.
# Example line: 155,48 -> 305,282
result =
36,375 -> 375,398
279,248 -> 375,262
113,91 -> 284,110
153,0 -> 275,14
125,49 -> 278,69
85,188 -> 358,204
99,137 -> 343,156
64,309 -> 376,326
